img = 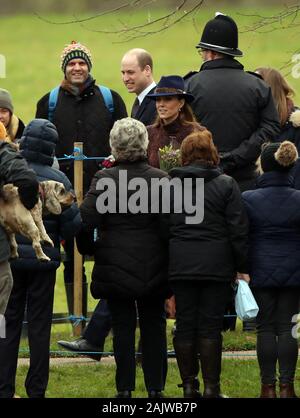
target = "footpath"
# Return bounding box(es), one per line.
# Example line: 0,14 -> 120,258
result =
17,350 -> 259,366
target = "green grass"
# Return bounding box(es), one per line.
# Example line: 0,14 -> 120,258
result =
14,360 -> 300,398
0,5 -> 299,123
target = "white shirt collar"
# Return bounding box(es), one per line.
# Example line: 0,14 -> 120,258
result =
137,81 -> 156,104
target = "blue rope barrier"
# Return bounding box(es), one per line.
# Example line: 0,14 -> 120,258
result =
56,148 -> 106,161
17,348 -> 257,358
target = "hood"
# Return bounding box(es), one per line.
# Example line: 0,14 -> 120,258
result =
169,162 -> 221,183
20,118 -> 58,166
289,109 -> 300,128
256,171 -> 294,188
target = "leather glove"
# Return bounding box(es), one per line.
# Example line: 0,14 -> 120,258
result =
15,179 -> 39,210
219,152 -> 237,174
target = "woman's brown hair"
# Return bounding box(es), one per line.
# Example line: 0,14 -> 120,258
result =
256,67 -> 295,126
180,130 -> 220,166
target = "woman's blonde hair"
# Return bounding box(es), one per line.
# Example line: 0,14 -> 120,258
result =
256,67 -> 295,126
180,130 -> 219,166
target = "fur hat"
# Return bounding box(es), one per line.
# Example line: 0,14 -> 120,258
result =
260,141 -> 298,173
289,109 -> 300,128
0,88 -> 13,113
61,41 -> 92,73
0,121 -> 7,140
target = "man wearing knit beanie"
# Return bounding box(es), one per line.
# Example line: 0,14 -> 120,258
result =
0,89 -> 25,142
35,41 -> 127,356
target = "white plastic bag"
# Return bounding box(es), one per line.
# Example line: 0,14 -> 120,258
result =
235,279 -> 259,320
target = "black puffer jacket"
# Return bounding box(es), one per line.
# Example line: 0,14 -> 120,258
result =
168,163 -> 249,282
79,161 -> 170,300
10,119 -> 81,271
36,81 -> 127,193
186,58 -> 280,183
0,141 -> 38,262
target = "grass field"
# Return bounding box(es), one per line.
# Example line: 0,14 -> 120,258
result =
0,5 -> 300,122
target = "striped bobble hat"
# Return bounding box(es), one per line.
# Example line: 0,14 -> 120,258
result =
61,41 -> 92,73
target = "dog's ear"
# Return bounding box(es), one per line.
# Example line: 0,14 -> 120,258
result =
42,181 -> 62,215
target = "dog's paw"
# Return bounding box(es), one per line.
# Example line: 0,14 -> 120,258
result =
39,254 -> 51,262
42,239 -> 54,248
9,253 -> 19,260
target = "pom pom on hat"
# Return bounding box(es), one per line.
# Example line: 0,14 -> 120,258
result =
0,121 -> 7,140
260,141 -> 298,173
61,41 -> 92,73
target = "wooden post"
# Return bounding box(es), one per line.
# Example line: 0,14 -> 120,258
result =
73,142 -> 83,336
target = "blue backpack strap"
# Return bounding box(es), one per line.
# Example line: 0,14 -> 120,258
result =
48,86 -> 60,122
99,85 -> 114,114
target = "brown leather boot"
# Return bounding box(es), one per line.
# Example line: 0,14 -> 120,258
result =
260,384 -> 276,398
173,338 -> 202,398
279,383 -> 298,398
198,337 -> 227,398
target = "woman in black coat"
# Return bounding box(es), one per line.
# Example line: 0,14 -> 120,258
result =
78,117 -> 170,398
168,130 -> 249,398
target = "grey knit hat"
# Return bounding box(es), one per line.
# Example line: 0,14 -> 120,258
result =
0,88 -> 13,113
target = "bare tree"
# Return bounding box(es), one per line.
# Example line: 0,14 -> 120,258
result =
35,0 -> 205,42
239,3 -> 300,72
240,3 -> 300,34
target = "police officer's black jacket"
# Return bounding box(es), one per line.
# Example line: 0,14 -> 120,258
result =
35,80 -> 127,194
186,58 -> 280,182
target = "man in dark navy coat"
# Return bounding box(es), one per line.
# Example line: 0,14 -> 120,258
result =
121,48 -> 157,127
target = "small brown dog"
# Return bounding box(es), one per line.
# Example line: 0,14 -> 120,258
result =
0,180 -> 75,261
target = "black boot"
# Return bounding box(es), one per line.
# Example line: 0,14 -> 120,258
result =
198,337 -> 226,398
173,338 -> 202,398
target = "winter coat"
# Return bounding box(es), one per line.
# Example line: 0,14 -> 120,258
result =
78,161 -> 170,300
242,171 -> 300,288
0,140 -> 38,263
147,118 -> 202,168
168,162 -> 249,282
10,119 -> 81,271
35,81 -> 127,193
185,58 -> 280,183
274,108 -> 300,189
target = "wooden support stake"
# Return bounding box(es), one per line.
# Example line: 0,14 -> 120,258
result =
73,142 -> 83,336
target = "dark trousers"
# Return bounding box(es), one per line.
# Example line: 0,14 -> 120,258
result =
172,280 -> 232,341
0,269 -> 56,398
252,287 -> 300,384
107,297 -> 167,392
83,299 -> 112,347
